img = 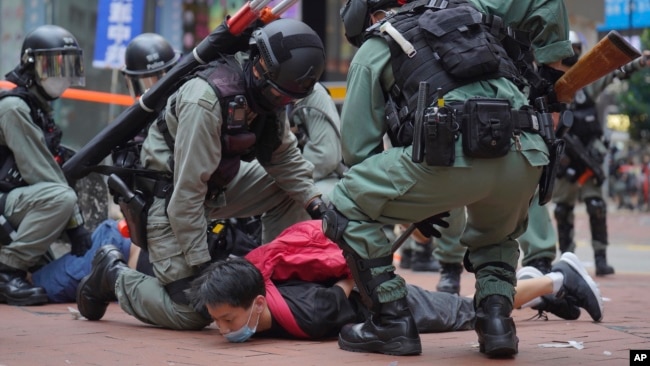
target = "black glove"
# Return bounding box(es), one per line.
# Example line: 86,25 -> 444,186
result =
306,196 -> 327,220
66,225 -> 93,257
413,212 -> 451,239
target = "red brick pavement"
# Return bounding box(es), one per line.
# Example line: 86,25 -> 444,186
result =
1,206 -> 649,365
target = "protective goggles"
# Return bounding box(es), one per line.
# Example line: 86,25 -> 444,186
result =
29,49 -> 85,86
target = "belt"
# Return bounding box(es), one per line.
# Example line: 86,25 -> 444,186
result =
446,102 -> 541,134
135,175 -> 172,199
511,108 -> 541,134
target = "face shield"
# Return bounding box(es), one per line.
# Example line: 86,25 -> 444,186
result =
30,48 -> 85,87
122,70 -> 166,99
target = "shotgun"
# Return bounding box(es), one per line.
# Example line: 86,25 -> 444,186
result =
554,30 -> 641,103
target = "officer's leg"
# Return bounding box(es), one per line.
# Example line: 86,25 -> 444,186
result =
463,153 -> 541,358
77,198 -> 211,330
584,196 -> 615,276
519,191 -> 557,273
552,178 -> 579,253
322,205 -> 421,356
0,183 -> 76,305
554,203 -> 575,253
434,207 -> 466,294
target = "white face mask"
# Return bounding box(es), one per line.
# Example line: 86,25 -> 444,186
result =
39,77 -> 72,99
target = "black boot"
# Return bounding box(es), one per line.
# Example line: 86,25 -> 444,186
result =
475,295 -> 518,358
76,245 -> 128,320
0,263 -> 48,306
399,248 -> 412,269
338,297 -> 421,356
594,250 -> 614,276
436,262 -> 463,294
411,240 -> 441,272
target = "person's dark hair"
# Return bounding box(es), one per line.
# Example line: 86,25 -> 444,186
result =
188,258 -> 265,311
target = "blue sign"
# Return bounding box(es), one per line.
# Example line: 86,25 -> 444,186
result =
93,0 -> 145,69
598,0 -> 650,31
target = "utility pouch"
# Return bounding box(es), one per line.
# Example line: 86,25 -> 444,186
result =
107,174 -> 150,250
419,6 -> 502,79
424,106 -> 457,166
539,139 -> 565,205
461,98 -> 513,158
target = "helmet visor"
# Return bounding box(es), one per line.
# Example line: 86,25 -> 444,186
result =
122,70 -> 165,98
33,49 -> 85,86
253,59 -> 296,108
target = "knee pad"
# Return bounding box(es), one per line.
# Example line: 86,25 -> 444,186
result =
553,203 -> 574,222
585,197 -> 606,220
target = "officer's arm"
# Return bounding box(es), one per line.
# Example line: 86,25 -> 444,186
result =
1,98 -> 67,185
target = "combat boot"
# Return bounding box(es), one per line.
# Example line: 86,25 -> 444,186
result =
436,262 -> 463,294
594,250 -> 615,276
411,240 -> 441,272
76,245 -> 128,320
474,295 -> 518,357
0,263 -> 48,306
551,252 -> 603,321
338,297 -> 421,356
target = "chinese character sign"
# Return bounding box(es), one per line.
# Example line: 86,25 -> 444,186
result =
93,0 -> 145,69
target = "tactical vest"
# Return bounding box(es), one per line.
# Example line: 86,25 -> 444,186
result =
156,56 -> 282,192
0,88 -> 63,191
570,88 -> 603,143
372,0 -> 526,146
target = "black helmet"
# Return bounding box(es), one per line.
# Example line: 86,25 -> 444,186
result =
122,33 -> 181,98
248,18 -> 325,109
19,25 -> 85,99
340,0 -> 405,47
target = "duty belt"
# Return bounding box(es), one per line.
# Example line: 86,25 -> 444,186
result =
446,102 -> 541,134
134,175 -> 172,199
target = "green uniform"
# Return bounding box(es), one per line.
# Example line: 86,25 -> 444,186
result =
329,0 -> 572,307
0,90 -> 79,270
116,56 -> 320,330
518,190 -> 558,263
282,82 -> 343,198
433,207 -> 467,264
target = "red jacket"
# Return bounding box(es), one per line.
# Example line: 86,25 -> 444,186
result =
244,220 -> 351,338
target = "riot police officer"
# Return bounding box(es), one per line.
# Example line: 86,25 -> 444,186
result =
323,0 -> 573,358
553,31 -> 649,276
76,19 -> 327,330
0,25 -> 92,305
121,32 -> 181,99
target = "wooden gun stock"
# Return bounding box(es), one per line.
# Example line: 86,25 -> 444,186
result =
554,30 -> 642,103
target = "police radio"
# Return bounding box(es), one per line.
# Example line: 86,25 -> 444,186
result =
226,95 -> 248,130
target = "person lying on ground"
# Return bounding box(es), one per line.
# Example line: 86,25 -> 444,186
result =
183,221 -> 602,342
